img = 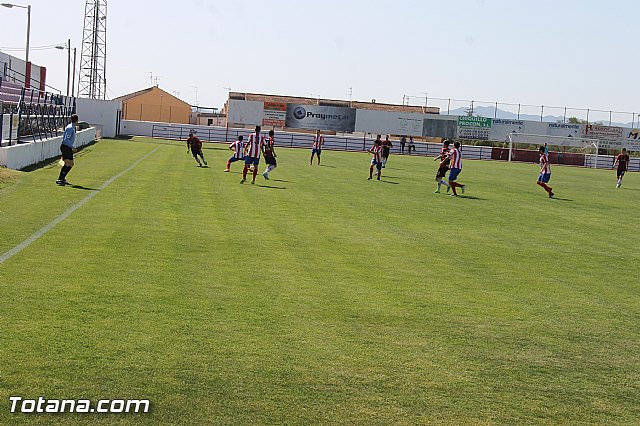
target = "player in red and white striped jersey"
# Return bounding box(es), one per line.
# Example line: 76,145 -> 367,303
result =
536,145 -> 554,198
262,130 -> 277,179
447,141 -> 466,196
241,126 -> 263,184
224,135 -> 244,172
368,136 -> 383,180
310,130 -> 324,165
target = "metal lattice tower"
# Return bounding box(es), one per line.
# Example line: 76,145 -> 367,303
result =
78,0 -> 107,99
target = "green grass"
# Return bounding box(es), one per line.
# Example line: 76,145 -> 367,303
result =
0,137 -> 638,425
0,167 -> 20,191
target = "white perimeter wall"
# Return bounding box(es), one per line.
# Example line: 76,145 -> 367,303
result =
0,128 -> 96,170
76,98 -> 121,138
120,120 -> 159,137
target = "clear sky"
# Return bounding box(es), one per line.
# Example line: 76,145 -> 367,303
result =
0,0 -> 637,119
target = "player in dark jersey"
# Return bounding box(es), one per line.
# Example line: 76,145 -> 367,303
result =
382,135 -> 393,168
262,130 -> 277,180
434,139 -> 452,193
186,133 -> 207,167
613,148 -> 630,188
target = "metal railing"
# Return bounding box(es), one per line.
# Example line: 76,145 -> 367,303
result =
1,65 -> 62,94
1,82 -> 75,146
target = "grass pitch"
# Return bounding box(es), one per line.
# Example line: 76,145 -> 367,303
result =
0,137 -> 638,425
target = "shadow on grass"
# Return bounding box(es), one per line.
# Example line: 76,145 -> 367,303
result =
319,164 -> 336,168
257,185 -> 286,190
69,184 -> 98,191
381,180 -> 400,185
272,179 -> 290,183
458,195 -> 486,200
551,197 -> 574,202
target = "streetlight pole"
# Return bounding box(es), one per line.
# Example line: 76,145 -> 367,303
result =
1,3 -> 31,63
72,47 -> 76,97
56,39 -> 73,97
26,4 -> 30,62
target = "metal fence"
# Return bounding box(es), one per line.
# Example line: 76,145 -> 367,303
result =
403,95 -> 638,128
147,122 -> 638,172
150,124 -> 496,160
1,82 -> 75,146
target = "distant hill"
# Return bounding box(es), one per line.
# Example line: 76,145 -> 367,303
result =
444,106 -> 633,128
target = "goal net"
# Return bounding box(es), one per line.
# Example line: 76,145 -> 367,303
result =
506,132 -> 604,168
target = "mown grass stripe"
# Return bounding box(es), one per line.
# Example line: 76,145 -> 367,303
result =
0,146 -> 161,265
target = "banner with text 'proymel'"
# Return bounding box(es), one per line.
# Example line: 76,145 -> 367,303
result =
285,104 -> 356,132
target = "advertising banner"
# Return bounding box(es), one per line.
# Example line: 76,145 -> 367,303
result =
227,99 -> 264,126
457,116 -> 492,140
262,102 -> 286,127
547,123 -> 581,138
582,124 -> 624,141
285,104 -> 356,132
489,119 -> 525,142
422,118 -> 457,138
355,110 -> 425,136
396,115 -> 424,135
1,114 -> 18,141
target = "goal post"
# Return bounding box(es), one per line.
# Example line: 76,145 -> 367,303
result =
506,132 -> 603,168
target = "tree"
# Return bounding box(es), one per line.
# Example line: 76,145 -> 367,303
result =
567,116 -> 603,125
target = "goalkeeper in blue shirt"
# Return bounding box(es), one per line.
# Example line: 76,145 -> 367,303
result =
56,114 -> 79,186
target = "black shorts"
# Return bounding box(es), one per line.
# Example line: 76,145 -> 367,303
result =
264,154 -> 277,166
436,167 -> 449,179
60,144 -> 74,160
192,148 -> 203,157
617,169 -> 626,178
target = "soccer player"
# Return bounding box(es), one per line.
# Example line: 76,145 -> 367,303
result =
536,145 -> 554,198
368,138 -> 383,180
224,136 -> 244,172
262,130 -> 277,180
613,148 -> 630,188
186,133 -> 207,167
310,130 -> 324,165
382,135 -> 393,167
400,135 -> 407,154
448,141 -> 466,197
241,125 -> 262,184
56,114 -> 79,185
434,139 -> 452,193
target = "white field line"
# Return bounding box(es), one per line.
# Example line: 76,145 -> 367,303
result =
0,146 -> 161,265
